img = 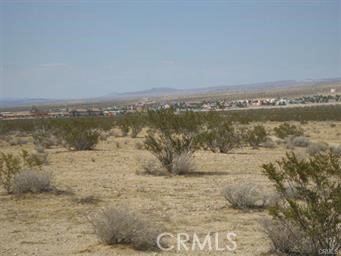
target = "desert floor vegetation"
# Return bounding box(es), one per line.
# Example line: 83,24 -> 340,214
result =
0,117 -> 340,256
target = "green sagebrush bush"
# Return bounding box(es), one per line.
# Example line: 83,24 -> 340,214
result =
262,151 -> 340,255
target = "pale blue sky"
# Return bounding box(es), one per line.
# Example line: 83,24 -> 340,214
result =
1,0 -> 340,99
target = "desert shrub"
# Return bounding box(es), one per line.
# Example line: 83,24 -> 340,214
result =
260,136 -> 276,148
98,130 -> 110,141
34,144 -> 46,153
331,145 -> 341,156
245,125 -> 268,148
13,170 -> 52,194
7,137 -> 28,146
32,128 -> 59,148
116,113 -> 145,138
287,135 -> 310,148
88,206 -> 163,251
197,122 -> 241,153
261,219 -> 314,255
0,150 -> 44,193
223,183 -> 277,210
144,109 -> 200,173
145,132 -> 194,173
262,151 -> 341,255
171,152 -> 195,175
62,128 -> 99,150
273,123 -> 304,139
139,159 -> 168,176
291,136 -> 310,147
118,122 -> 130,137
30,151 -> 48,165
0,153 -> 21,193
306,142 -> 329,156
21,149 -> 46,167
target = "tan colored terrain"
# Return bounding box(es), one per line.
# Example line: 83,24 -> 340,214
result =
0,121 -> 340,256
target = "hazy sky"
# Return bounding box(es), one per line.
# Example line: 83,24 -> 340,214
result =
1,0 -> 340,99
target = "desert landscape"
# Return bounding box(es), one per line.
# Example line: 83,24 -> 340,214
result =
0,113 -> 340,255
1,1 -> 340,255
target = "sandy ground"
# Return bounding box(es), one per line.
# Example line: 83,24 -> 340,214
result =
0,121 -> 340,256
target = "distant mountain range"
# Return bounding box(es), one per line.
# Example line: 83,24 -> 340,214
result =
100,78 -> 341,100
1,78 -> 340,108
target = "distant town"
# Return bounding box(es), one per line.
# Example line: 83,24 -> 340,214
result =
1,90 -> 340,120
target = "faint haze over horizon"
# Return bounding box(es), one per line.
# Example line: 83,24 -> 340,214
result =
1,0 -> 340,99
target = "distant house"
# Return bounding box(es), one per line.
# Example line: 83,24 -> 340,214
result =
69,109 -> 89,117
69,108 -> 103,117
88,108 -> 103,116
48,111 -> 70,118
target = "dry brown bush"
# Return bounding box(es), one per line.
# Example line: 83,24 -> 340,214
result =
171,152 -> 195,175
88,206 -> 164,251
13,170 -> 52,194
261,219 -> 314,255
306,142 -> 329,156
223,183 -> 278,210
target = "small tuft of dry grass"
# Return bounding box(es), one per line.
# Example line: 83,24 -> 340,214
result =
88,206 -> 164,251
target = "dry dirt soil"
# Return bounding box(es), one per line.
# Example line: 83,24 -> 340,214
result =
0,121 -> 340,256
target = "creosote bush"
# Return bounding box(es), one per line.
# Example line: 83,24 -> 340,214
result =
145,132 -> 194,173
63,128 -> 99,150
273,123 -> 304,139
262,151 -> 340,255
144,109 -> 200,174
197,121 -> 241,153
245,125 -> 268,148
88,207 -> 164,251
0,152 -> 21,193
